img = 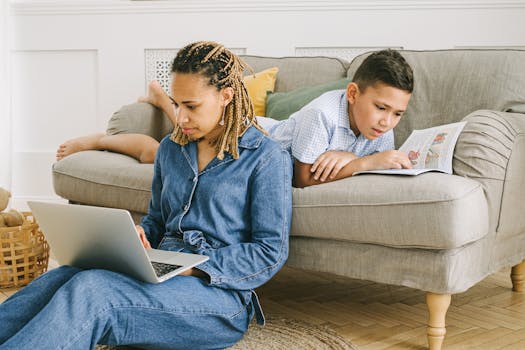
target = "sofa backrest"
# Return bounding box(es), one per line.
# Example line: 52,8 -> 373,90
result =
241,55 -> 349,92
347,49 -> 525,147
108,50 -> 525,146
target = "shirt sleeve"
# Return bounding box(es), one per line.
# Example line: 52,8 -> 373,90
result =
196,146 -> 293,291
291,109 -> 333,164
140,148 -> 165,248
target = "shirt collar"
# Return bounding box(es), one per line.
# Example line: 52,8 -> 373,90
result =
179,125 -> 265,175
337,90 -> 354,135
237,125 -> 265,149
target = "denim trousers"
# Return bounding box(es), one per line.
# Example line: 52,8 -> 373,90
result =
0,266 -> 253,350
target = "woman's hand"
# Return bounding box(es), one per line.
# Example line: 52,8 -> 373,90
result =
135,225 -> 152,249
178,267 -> 208,278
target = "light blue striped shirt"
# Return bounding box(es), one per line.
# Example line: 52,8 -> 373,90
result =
257,89 -> 394,164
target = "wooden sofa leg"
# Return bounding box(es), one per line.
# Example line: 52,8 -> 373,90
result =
511,260 -> 525,292
426,292 -> 451,350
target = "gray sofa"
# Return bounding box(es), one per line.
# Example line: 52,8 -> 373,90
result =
53,49 -> 525,350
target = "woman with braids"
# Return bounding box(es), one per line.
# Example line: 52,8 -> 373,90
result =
0,41 -> 292,349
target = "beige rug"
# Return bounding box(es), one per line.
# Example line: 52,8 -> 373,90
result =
95,317 -> 358,350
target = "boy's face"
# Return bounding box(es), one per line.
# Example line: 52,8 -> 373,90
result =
346,82 -> 411,140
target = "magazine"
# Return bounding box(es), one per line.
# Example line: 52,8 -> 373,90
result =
354,121 -> 467,176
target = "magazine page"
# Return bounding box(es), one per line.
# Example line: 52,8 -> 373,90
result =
354,121 -> 466,176
398,121 -> 466,173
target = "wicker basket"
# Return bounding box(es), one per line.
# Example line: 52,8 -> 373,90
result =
0,212 -> 50,289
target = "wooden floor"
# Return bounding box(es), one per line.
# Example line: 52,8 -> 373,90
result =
257,266 -> 525,349
2,261 -> 524,349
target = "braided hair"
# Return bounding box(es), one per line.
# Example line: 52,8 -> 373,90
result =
170,41 -> 265,160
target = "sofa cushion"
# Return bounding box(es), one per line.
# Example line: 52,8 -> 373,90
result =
244,67 -> 279,116
347,49 -> 525,147
265,78 -> 351,120
53,151 -> 152,214
291,173 -> 488,249
54,151 -> 488,250
241,55 -> 349,92
106,102 -> 174,142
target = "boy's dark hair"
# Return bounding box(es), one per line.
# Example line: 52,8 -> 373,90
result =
352,49 -> 414,93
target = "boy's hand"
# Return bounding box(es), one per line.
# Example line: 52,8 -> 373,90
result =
135,225 -> 152,249
311,151 -> 358,182
363,150 -> 412,171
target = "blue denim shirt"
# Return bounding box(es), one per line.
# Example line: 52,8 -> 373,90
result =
141,126 -> 292,292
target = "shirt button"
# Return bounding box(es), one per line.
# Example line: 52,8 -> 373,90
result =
193,176 -> 197,183
184,205 -> 189,211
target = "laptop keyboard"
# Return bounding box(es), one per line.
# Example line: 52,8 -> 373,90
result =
151,261 -> 183,277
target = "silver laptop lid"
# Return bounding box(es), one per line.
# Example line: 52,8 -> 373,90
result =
28,201 -> 160,282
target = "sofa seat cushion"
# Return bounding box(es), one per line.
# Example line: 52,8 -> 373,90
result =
53,151 -> 153,214
291,173 -> 488,249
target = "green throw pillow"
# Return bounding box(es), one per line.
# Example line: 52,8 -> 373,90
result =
265,78 -> 351,120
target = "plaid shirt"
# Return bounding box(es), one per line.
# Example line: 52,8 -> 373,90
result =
264,89 -> 394,164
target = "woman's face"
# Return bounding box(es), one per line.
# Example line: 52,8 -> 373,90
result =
170,73 -> 231,142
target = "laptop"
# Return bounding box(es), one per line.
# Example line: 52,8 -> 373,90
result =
27,201 -> 209,284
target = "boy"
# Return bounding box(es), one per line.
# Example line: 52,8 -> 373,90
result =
258,49 -> 414,187
57,49 -> 413,188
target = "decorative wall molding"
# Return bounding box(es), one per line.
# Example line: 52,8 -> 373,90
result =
12,0 -> 525,16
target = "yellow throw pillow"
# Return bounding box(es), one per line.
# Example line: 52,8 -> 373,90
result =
243,67 -> 279,116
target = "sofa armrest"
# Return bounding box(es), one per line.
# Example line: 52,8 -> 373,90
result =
453,109 -> 525,236
106,102 -> 174,142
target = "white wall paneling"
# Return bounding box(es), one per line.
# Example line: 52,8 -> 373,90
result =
1,1 -> 12,190
8,0 -> 525,204
10,152 -> 65,210
11,49 -> 98,205
12,50 -> 98,151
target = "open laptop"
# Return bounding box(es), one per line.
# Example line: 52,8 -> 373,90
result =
27,201 -> 209,284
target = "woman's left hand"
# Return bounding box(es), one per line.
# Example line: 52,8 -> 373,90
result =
135,225 -> 152,249
179,268 -> 207,278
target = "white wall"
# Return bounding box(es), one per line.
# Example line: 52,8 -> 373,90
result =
8,0 -> 525,208
1,0 -> 12,192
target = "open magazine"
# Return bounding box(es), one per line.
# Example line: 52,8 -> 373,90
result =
354,121 -> 467,176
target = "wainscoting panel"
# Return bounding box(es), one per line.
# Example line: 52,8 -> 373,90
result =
11,151 -> 64,210
11,49 -> 98,151
11,49 -> 98,202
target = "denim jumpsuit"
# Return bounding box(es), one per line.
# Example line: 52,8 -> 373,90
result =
0,126 -> 293,350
